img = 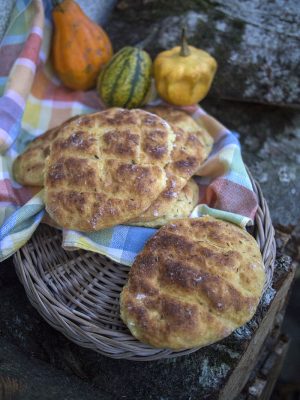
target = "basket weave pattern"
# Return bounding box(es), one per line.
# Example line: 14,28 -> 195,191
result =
13,171 -> 276,360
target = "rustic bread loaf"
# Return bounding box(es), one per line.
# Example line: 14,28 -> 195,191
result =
129,106 -> 209,224
45,108 -> 176,231
128,178 -> 199,228
13,115 -> 80,187
120,216 -> 265,350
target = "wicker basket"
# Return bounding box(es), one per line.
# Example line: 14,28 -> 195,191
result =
13,170 -> 276,361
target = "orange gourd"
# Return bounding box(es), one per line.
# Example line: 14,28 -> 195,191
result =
51,0 -> 113,91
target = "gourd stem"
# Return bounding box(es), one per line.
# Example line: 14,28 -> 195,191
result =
136,25 -> 159,50
179,26 -> 190,57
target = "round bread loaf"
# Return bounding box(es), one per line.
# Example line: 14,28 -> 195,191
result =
13,115 -> 80,187
45,108 -> 176,231
128,178 -> 199,228
129,106 -> 210,225
120,216 -> 265,350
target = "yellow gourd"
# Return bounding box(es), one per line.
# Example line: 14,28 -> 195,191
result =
51,0 -> 113,91
153,28 -> 217,106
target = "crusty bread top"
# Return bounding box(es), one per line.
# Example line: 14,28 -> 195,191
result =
129,106 -> 209,223
13,115 -> 79,187
128,178 -> 199,228
120,216 -> 265,350
146,105 -> 213,156
45,108 -> 176,231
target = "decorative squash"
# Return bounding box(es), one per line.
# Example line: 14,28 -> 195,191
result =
97,46 -> 152,109
51,0 -> 113,91
153,27 -> 217,106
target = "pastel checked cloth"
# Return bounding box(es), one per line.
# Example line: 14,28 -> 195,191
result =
0,0 -> 258,265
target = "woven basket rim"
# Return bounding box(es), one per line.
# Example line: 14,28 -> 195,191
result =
13,169 -> 276,361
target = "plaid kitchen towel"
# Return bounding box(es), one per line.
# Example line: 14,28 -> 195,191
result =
0,0 -> 258,265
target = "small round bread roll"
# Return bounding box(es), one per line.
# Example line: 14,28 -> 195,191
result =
13,115 -> 80,187
120,216 -> 265,350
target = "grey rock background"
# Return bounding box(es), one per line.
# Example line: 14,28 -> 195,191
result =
107,0 -> 300,107
0,0 -> 15,41
0,338 -> 105,400
77,0 -> 117,25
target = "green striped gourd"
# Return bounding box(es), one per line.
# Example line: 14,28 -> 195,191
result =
97,46 -> 152,109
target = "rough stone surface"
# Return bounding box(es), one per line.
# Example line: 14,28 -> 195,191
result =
0,338 -> 105,400
107,0 -> 300,106
0,0 -> 15,41
77,0 -> 117,26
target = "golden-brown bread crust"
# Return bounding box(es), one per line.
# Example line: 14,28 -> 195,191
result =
13,127 -> 57,187
13,115 -> 80,187
45,108 -> 176,231
128,178 -> 199,228
129,106 -> 209,223
43,179 -> 199,230
145,105 -> 213,157
120,216 -> 265,350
